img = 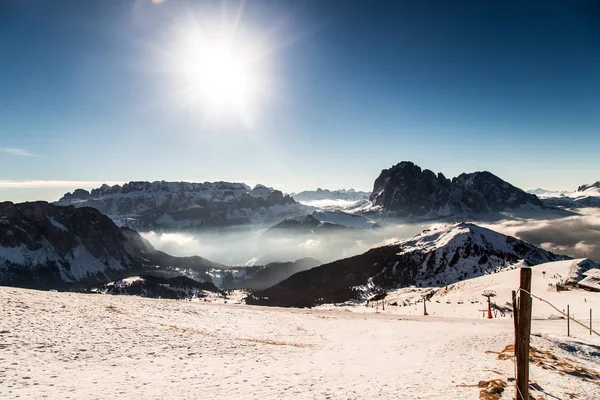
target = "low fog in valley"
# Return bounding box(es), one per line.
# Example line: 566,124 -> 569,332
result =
143,208 -> 600,267
142,224 -> 426,266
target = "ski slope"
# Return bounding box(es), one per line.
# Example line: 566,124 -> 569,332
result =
370,259 -> 600,322
1,282 -> 599,399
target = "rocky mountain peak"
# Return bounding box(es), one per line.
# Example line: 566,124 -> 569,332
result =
368,162 -> 541,218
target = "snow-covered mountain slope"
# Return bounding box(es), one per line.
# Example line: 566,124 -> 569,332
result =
267,210 -> 376,234
55,181 -> 311,231
366,161 -> 543,219
0,201 -> 223,289
247,222 -> 569,307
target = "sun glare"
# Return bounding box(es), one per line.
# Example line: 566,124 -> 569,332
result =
181,42 -> 252,110
162,16 -> 268,127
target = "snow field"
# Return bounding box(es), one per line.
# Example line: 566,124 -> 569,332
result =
0,287 -> 524,399
1,258 -> 599,399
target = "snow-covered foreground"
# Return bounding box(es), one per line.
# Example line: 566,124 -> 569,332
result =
1,286 -> 599,400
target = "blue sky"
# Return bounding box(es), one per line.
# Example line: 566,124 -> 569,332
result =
1,0 -> 599,202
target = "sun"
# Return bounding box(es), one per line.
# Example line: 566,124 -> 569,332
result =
180,40 -> 253,112
162,17 -> 267,127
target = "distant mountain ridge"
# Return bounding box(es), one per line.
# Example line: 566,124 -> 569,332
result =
0,201 -> 224,289
267,210 -> 376,234
247,222 -> 568,307
56,181 -> 310,231
291,188 -> 370,202
213,258 -> 322,290
535,181 -> 600,209
364,161 -> 543,218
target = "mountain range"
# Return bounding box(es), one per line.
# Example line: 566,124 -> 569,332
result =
51,162 -> 576,233
56,181 -> 309,231
3,161 -> 598,300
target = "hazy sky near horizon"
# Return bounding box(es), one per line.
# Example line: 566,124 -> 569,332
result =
1,0 -> 599,202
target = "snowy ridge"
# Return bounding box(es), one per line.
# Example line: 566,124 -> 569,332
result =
394,222 -> 567,285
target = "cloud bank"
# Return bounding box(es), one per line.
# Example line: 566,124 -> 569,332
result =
142,224 -> 425,266
479,208 -> 600,262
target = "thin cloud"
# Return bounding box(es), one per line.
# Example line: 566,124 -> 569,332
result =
1,148 -> 35,157
0,180 -> 125,189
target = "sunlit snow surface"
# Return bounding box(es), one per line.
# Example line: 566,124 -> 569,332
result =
2,261 -> 599,400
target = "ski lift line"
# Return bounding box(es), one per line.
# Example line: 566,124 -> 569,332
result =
516,288 -> 599,337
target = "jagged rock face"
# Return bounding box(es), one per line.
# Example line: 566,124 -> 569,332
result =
370,162 -> 452,217
247,223 -> 568,308
0,201 -> 222,289
369,162 -> 542,218
578,181 -> 600,192
0,202 -> 135,288
452,171 -> 542,212
56,181 -> 309,231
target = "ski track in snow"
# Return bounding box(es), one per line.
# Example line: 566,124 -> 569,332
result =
1,286 -> 599,399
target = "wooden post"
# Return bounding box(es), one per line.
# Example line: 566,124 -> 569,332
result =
512,290 -> 519,362
567,305 -> 570,337
517,268 -> 532,400
423,297 -> 428,316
